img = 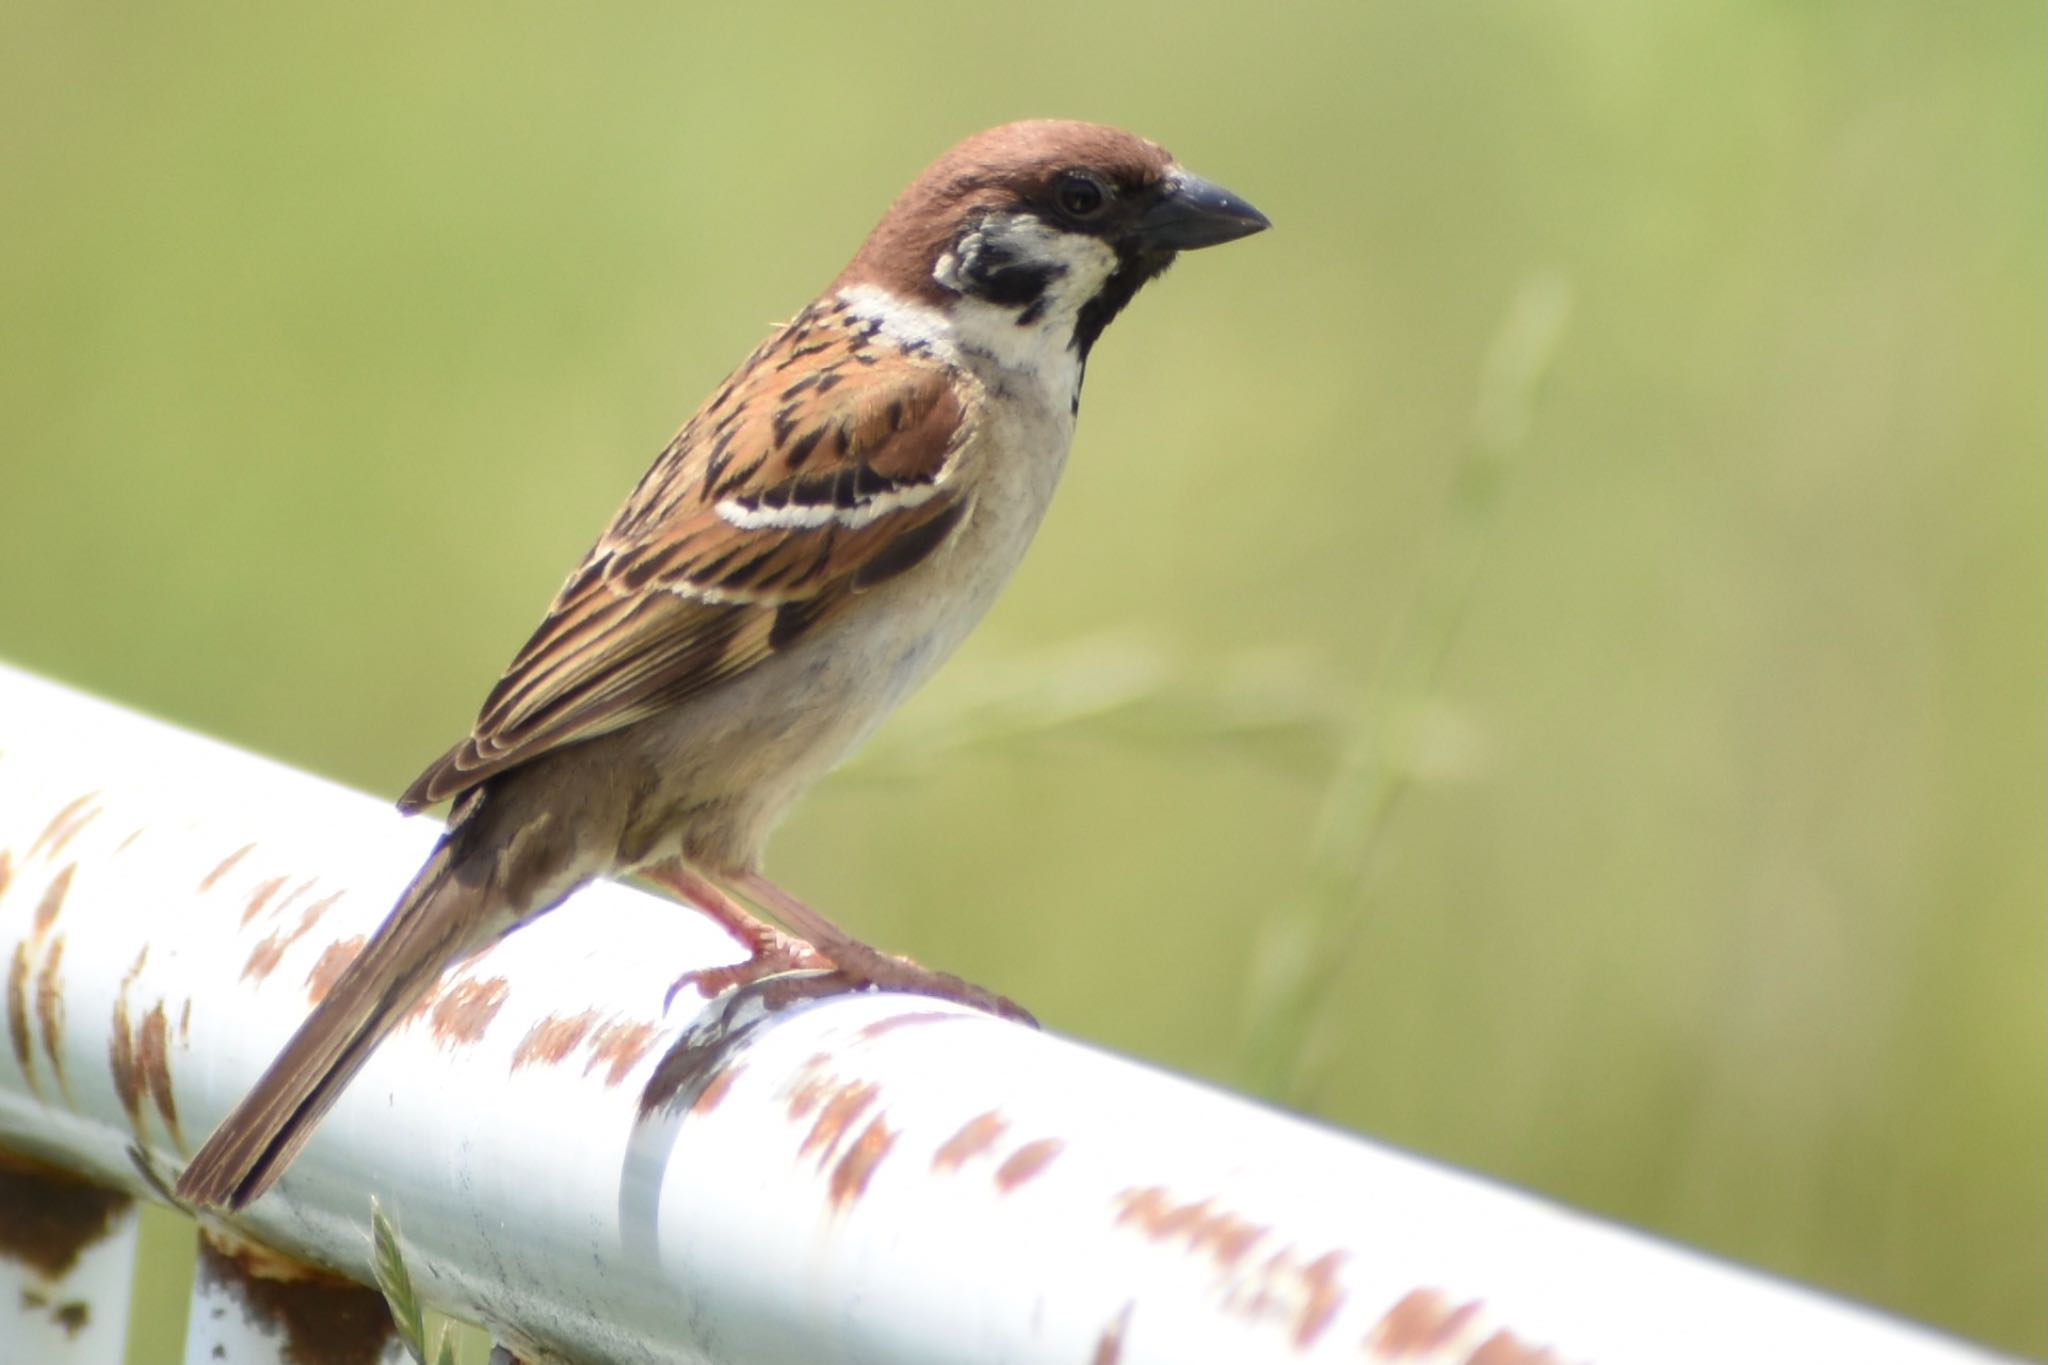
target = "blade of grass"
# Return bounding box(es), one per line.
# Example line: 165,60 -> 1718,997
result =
370,1196 -> 430,1365
1240,271 -> 1575,1104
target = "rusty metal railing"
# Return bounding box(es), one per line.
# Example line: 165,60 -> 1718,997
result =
0,660 -> 2017,1365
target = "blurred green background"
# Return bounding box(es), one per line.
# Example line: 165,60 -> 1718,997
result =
2,0 -> 2040,1358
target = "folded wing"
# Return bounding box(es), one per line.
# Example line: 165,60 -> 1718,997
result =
400,305 -> 978,812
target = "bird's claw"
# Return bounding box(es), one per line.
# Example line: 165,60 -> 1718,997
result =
665,931 -> 833,1011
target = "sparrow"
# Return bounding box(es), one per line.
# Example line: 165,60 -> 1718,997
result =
176,119 -> 1268,1210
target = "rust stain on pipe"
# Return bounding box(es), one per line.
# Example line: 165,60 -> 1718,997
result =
1293,1249 -> 1347,1349
800,1079 -> 880,1167
1093,1301 -> 1135,1365
827,1115 -> 896,1209
1113,1185 -> 1359,1348
692,1062 -> 743,1116
1466,1331 -> 1567,1364
32,862 -> 73,933
239,874 -> 290,927
19,1286 -> 92,1338
1361,1288 -> 1564,1364
29,794 -> 100,862
1365,1288 -> 1480,1356
109,948 -> 149,1131
429,976 -> 510,1047
1226,1245 -> 1352,1350
584,1020 -> 659,1085
1113,1186 -> 1269,1270
305,936 -> 365,1004
993,1137 -> 1063,1193
138,1000 -> 182,1146
511,1009 -> 601,1070
197,1232 -> 398,1365
33,931 -> 67,1097
932,1109 -> 1007,1172
0,1151 -> 133,1280
786,1068 -> 834,1121
855,1010 -> 962,1040
7,942 -> 35,1093
243,890 -> 344,983
199,842 -> 255,891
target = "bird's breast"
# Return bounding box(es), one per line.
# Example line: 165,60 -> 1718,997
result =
834,398 -> 1073,711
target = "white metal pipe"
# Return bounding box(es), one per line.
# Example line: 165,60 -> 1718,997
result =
0,660 -> 2017,1365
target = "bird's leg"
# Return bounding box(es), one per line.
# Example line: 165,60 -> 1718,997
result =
643,861 -> 833,1008
729,870 -> 1037,1027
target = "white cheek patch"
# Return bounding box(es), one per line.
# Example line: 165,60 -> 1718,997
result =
918,215 -> 1113,399
943,213 -> 1119,309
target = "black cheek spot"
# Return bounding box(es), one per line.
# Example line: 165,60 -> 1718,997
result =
974,263 -> 1063,310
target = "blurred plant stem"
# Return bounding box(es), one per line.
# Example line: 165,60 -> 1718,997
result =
1237,271 -> 1575,1106
836,631 -> 1349,783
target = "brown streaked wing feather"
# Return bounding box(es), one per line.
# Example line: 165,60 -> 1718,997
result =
399,305 -> 977,813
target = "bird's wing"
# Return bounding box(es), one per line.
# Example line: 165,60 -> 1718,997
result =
399,302 -> 978,812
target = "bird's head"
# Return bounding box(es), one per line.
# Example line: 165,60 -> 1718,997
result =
839,120 -> 1269,365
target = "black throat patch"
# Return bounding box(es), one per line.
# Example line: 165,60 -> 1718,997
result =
1072,250 -> 1173,363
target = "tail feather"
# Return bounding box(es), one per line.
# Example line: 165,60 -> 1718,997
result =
175,839 -> 493,1210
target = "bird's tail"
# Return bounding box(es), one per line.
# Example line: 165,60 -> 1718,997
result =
174,837 -> 495,1210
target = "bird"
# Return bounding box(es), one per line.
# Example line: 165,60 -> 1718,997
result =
175,119 -> 1268,1210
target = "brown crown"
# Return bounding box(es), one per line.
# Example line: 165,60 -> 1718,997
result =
836,120 -> 1177,305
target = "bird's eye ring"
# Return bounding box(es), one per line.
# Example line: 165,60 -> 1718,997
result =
1053,171 -> 1110,221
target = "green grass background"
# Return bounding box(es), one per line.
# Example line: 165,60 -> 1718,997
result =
0,1 -> 2038,1358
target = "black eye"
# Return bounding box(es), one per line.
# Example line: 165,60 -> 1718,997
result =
1053,171 -> 1110,221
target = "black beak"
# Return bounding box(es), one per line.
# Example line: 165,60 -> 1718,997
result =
1136,170 -> 1271,252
